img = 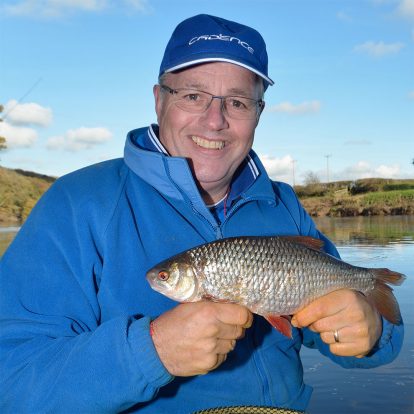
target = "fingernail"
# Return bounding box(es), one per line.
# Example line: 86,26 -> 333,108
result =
291,317 -> 298,328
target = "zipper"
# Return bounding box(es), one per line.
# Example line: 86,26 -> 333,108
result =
220,195 -> 275,229
250,322 -> 274,406
189,203 -> 222,239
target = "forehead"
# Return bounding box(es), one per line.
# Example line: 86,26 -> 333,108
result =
165,62 -> 259,94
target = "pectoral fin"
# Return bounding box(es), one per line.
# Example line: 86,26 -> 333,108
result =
265,314 -> 293,338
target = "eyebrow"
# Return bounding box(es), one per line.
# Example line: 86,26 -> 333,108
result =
181,82 -> 253,97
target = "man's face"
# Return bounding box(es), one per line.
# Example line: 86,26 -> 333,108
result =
154,62 -> 262,202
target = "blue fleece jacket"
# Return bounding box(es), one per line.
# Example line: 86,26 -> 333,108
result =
0,126 -> 403,413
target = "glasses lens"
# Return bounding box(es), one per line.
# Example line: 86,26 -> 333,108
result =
174,90 -> 210,113
224,97 -> 257,119
169,88 -> 260,120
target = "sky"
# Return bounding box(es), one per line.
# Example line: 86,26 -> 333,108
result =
0,0 -> 413,185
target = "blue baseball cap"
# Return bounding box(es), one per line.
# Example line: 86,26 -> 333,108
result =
159,14 -> 274,89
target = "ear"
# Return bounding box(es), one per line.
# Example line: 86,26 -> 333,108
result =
255,101 -> 265,126
153,84 -> 162,120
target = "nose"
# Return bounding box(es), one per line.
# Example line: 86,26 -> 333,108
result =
200,96 -> 229,130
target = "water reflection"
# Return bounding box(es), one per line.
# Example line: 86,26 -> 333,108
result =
314,216 -> 414,246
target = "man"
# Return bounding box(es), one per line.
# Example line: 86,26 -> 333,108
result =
0,14 -> 403,413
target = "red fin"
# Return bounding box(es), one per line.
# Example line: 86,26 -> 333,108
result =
367,268 -> 406,325
280,235 -> 324,251
265,315 -> 293,338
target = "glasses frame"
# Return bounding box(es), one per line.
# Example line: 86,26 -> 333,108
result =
159,84 -> 265,120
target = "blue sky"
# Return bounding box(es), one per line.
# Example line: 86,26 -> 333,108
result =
1,0 -> 413,185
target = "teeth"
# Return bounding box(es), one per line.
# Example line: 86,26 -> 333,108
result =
192,136 -> 225,150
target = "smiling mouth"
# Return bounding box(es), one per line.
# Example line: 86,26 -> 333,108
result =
192,136 -> 225,150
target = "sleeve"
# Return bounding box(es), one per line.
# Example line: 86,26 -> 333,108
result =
275,182 -> 405,368
0,180 -> 173,413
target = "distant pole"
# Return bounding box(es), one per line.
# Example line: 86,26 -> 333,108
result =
325,154 -> 332,185
2,77 -> 42,121
292,159 -> 297,187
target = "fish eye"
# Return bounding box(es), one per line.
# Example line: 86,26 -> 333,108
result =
158,270 -> 170,281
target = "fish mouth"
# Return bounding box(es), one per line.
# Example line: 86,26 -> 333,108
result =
192,136 -> 225,150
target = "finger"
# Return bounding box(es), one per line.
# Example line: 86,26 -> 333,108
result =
292,289 -> 350,328
320,326 -> 372,357
308,312 -> 348,334
204,353 -> 227,373
328,342 -> 360,357
214,353 -> 227,369
319,324 -> 357,345
213,303 -> 253,328
217,324 -> 246,340
320,329 -> 345,345
215,338 -> 237,354
328,340 -> 372,358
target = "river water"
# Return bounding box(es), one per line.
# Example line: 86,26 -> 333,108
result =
0,216 -> 413,413
303,216 -> 414,414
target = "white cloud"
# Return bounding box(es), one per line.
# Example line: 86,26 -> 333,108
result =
354,41 -> 405,57
47,126 -> 112,151
396,0 -> 414,21
259,154 -> 295,183
0,121 -> 38,148
376,164 -> 402,177
342,161 -> 402,180
3,99 -> 52,127
408,90 -> 414,99
1,0 -> 150,17
267,101 -> 321,115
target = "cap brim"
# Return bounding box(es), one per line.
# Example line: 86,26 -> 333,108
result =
165,57 -> 274,86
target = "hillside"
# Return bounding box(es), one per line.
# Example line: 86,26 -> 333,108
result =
296,178 -> 414,217
0,166 -> 413,224
0,166 -> 56,224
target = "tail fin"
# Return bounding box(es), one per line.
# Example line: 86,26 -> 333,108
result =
366,268 -> 406,325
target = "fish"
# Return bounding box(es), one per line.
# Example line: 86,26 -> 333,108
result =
146,235 -> 406,338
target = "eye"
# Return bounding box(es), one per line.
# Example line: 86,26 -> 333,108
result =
229,98 -> 248,110
158,270 -> 170,281
183,93 -> 201,102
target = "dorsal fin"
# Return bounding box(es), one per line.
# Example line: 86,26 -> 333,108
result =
280,235 -> 324,251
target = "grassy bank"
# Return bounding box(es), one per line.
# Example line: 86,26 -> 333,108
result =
0,166 -> 413,223
0,166 -> 55,224
297,178 -> 414,217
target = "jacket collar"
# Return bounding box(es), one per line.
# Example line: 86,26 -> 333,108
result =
124,125 -> 277,207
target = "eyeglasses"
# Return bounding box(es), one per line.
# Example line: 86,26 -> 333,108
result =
160,84 -> 264,120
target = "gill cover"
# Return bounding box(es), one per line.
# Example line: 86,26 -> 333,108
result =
148,260 -> 199,302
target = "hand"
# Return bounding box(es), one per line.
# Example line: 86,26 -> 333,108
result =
291,289 -> 382,358
150,301 -> 253,376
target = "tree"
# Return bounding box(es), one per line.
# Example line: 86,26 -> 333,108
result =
302,171 -> 326,196
303,171 -> 321,186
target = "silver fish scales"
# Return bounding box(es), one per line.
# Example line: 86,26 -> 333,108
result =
146,235 -> 405,337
